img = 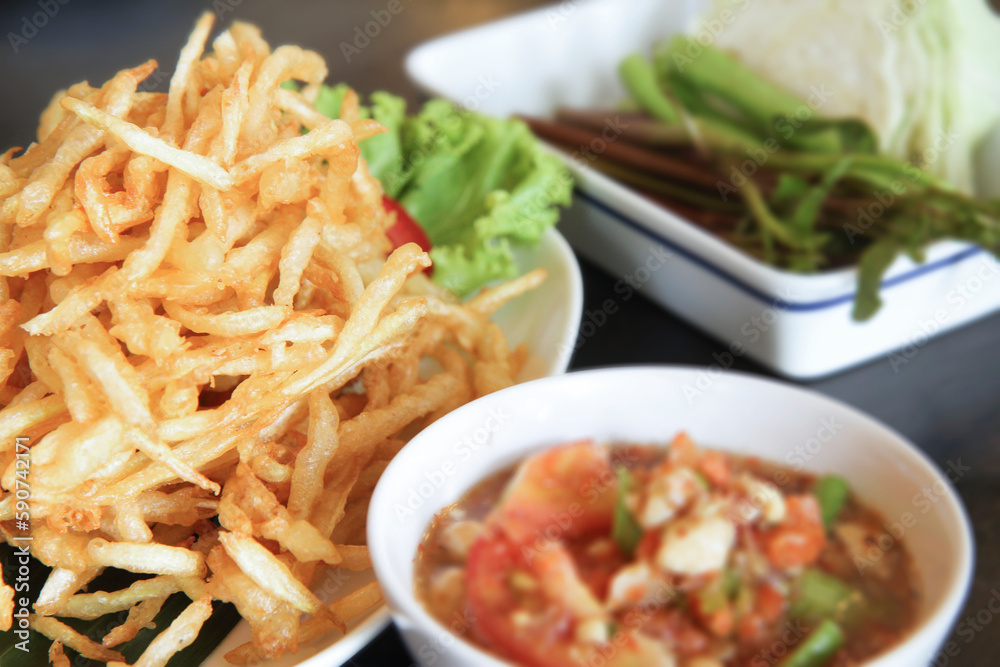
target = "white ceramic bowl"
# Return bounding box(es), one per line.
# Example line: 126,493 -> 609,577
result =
202,227 -> 582,667
406,0 -> 1000,379
368,366 -> 974,667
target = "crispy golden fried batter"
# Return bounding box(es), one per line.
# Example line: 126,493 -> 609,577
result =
0,11 -> 540,665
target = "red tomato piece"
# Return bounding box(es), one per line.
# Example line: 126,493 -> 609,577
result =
465,527 -> 582,667
761,495 -> 826,569
467,527 -> 676,667
491,440 -> 617,544
383,195 -> 431,252
666,432 -> 700,468
755,582 -> 787,624
697,450 -> 732,489
737,612 -> 768,645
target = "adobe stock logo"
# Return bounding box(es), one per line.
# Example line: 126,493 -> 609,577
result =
8,0 -> 70,54
392,407 -> 510,522
339,0 -> 410,63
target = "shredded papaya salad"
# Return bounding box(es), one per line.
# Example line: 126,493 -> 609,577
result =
416,436 -> 919,666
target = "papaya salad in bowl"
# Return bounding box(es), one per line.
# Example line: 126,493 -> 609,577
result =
367,367 -> 973,666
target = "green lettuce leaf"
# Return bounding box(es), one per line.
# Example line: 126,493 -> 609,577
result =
361,92 -> 407,195
310,82 -> 349,118
429,240 -> 518,297
317,87 -> 572,296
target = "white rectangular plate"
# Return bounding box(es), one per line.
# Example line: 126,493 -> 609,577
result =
405,0 -> 1000,379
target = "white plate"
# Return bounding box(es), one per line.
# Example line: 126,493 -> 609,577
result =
369,366 -> 974,667
405,0 -> 1000,379
201,227 -> 582,666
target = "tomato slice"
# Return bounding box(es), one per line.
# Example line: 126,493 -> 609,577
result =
491,440 -> 617,544
761,495 -> 826,569
466,527 -> 678,667
466,526 -> 585,667
382,195 -> 431,253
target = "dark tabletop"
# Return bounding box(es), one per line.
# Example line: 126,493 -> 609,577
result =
1,1 -> 997,665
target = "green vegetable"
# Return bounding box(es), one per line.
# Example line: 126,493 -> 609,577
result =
786,160 -> 852,238
693,0 -> 1000,194
612,466 -> 643,555
624,53 -> 765,151
723,569 -> 741,598
790,569 -> 861,625
734,580 -> 755,616
606,43 -> 1000,321
813,474 -> 850,528
658,37 -> 807,132
359,92 -> 408,190
314,86 -> 572,296
311,82 -> 349,119
619,53 -> 680,124
657,37 -> 880,156
779,619 -> 844,667
694,576 -> 728,613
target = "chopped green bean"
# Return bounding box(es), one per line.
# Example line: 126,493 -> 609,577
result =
780,619 -> 844,667
813,474 -> 850,528
791,569 -> 862,625
612,466 -> 643,555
